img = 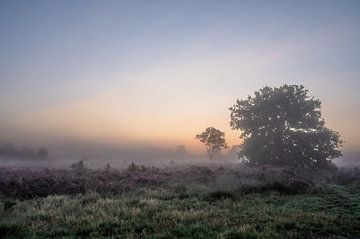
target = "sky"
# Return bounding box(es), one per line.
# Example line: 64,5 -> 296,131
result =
0,0 -> 360,155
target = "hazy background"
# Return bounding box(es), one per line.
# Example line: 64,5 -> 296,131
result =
1,0 -> 359,162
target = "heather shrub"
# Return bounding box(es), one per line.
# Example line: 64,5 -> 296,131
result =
236,178 -> 262,193
213,174 -> 239,193
70,160 -> 88,175
208,166 -> 314,196
128,162 -> 147,172
174,184 -> 187,195
0,165 -> 315,200
254,167 -> 314,194
208,173 -> 259,200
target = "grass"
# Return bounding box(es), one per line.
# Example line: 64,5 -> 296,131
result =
0,164 -> 360,238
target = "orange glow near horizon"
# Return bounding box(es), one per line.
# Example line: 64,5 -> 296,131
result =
1,1 -> 359,154
11,92 -> 241,154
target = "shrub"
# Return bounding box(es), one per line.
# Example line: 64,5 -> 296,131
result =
0,165 -> 314,200
206,191 -> 236,201
70,160 -> 87,175
214,174 -> 239,193
128,162 -> 147,172
331,167 -> 360,185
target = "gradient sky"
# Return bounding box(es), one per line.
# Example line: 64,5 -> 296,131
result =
1,0 -> 360,154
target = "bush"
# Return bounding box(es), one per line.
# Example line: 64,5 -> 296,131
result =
331,167 -> 360,185
128,162 -> 147,172
206,190 -> 236,201
0,165 -> 315,200
70,160 -> 87,175
213,174 -> 239,193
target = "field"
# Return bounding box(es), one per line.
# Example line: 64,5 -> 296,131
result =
1,163 -> 360,239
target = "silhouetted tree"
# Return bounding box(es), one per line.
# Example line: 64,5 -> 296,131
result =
0,143 -> 50,159
195,127 -> 228,161
175,145 -> 187,157
2,143 -> 15,155
38,147 -> 49,158
229,84 -> 343,170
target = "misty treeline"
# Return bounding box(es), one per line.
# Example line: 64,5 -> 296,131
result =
197,84 -> 343,170
0,143 -> 49,160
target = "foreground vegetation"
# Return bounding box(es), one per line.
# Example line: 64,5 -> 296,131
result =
1,164 -> 360,238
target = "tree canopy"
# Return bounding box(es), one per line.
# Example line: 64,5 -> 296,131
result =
195,127 -> 228,160
229,85 -> 343,170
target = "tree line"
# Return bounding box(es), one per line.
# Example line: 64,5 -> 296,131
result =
0,143 -> 49,159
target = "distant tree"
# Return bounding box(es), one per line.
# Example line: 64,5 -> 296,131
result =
1,143 -> 15,155
0,143 -> 50,160
175,145 -> 187,157
229,84 -> 343,170
38,147 -> 49,158
195,127 -> 228,161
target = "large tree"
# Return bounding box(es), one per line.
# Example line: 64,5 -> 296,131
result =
229,85 -> 343,170
195,127 -> 228,161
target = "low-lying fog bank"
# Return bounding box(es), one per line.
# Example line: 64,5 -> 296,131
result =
0,155 -> 241,170
1,153 -> 359,170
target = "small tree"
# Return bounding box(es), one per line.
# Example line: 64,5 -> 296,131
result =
175,145 -> 187,157
195,127 -> 228,161
229,84 -> 343,170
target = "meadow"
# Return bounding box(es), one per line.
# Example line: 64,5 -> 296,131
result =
0,162 -> 360,239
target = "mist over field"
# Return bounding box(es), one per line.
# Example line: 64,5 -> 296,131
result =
1,0 -> 360,238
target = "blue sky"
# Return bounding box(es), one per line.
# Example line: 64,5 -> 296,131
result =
1,0 -> 359,152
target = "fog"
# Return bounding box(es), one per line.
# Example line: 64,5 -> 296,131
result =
0,139 -> 243,170
0,138 -> 358,170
